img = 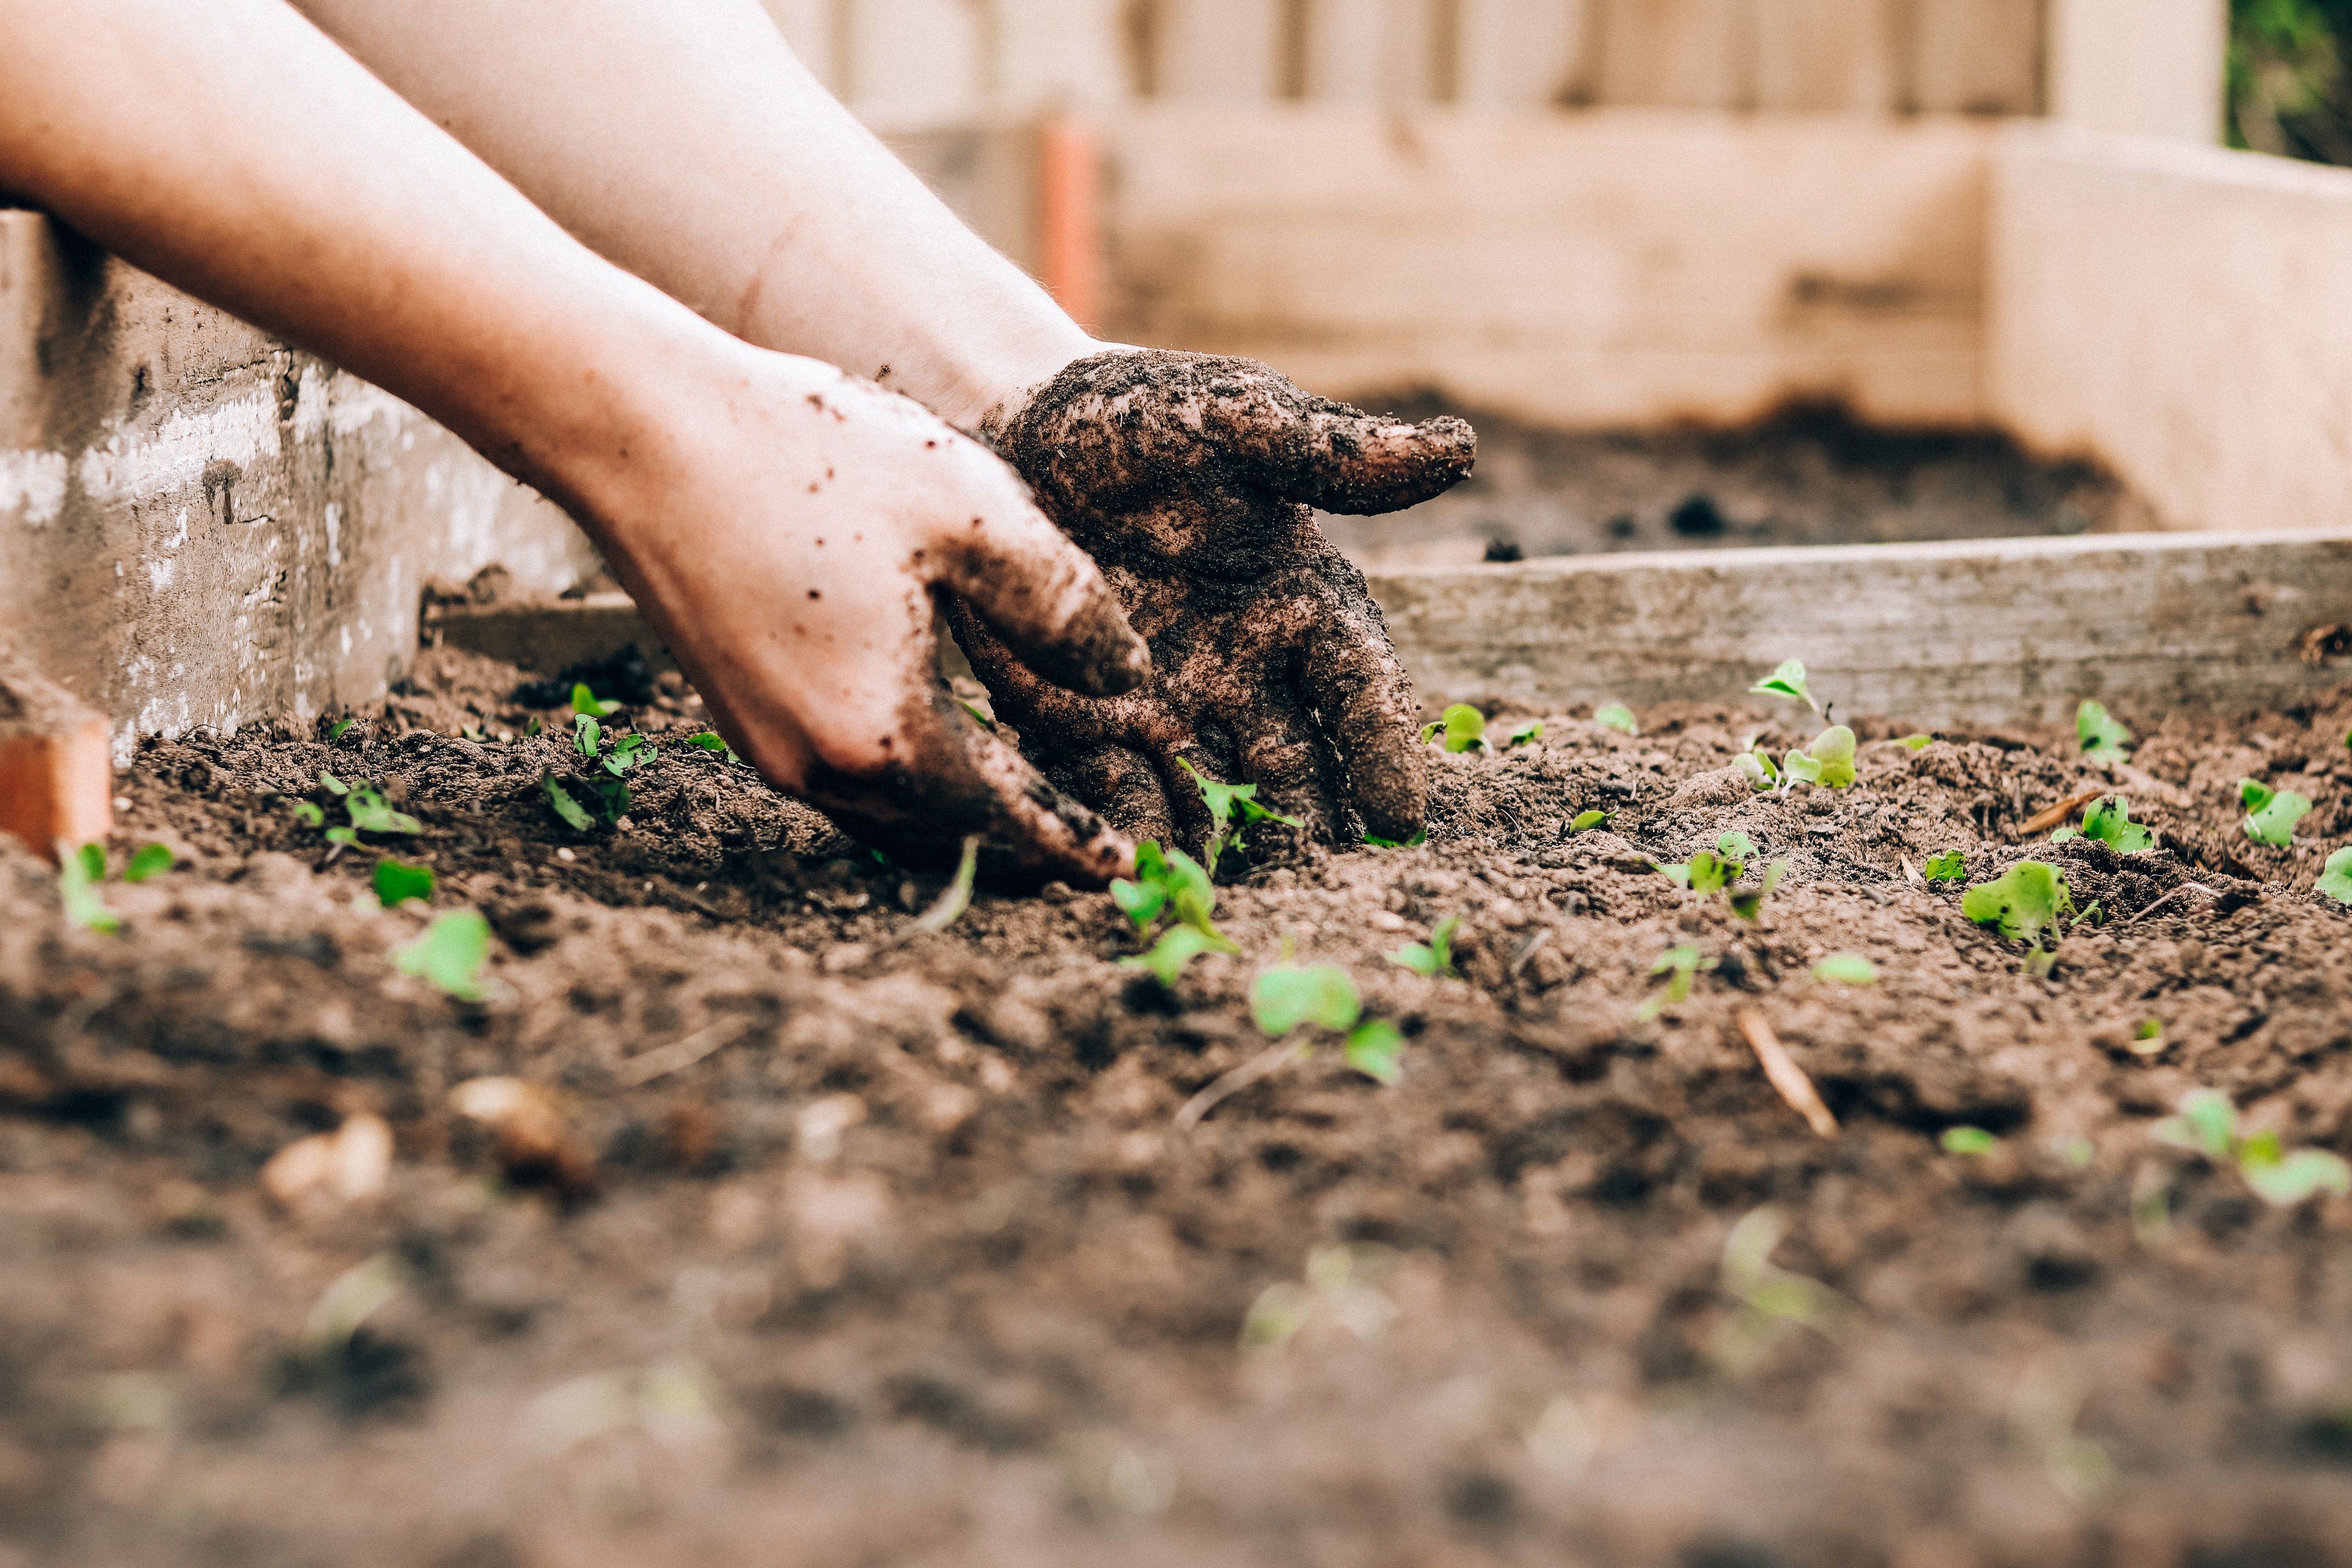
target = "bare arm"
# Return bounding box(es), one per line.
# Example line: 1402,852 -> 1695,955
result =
289,0 -> 1096,427
0,0 -> 1147,882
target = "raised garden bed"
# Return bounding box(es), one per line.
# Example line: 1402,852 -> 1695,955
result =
6,637 -> 2352,1565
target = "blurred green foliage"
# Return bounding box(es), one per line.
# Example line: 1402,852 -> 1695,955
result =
2230,0 -> 2352,162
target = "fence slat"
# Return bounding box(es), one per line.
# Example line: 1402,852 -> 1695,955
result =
1911,0 -> 2042,115
1454,0 -> 1594,107
1153,0 -> 1284,101
842,0 -> 986,127
1594,0 -> 1749,109
991,0 -> 1133,112
1752,0 -> 1895,112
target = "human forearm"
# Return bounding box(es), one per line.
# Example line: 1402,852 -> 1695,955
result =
289,0 -> 1097,428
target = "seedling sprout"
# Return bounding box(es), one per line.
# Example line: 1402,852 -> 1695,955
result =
2152,1089 -> 2352,1206
571,682 -> 622,717
2319,847 -> 2352,904
123,843 -> 174,883
1114,841 -> 1240,985
58,842 -> 118,934
1637,945 -> 1713,1021
1749,659 -> 1818,714
373,858 -> 436,908
1813,954 -> 1878,985
1960,861 -> 2075,947
1712,1206 -> 1853,1375
1569,810 -> 1608,834
1180,759 -> 1302,873
1420,704 -> 1488,753
908,835 -> 980,933
1782,726 -> 1857,789
2076,701 -> 2131,766
2239,779 -> 2311,846
1897,734 -> 1935,751
1388,915 -> 1462,979
1249,960 -> 1406,1084
2050,795 -> 2154,853
1506,720 -> 1544,748
684,731 -> 741,765
1924,851 -> 1966,883
1941,1127 -> 1998,1156
1594,704 -> 1638,735
2129,1020 -> 2166,1057
394,910 -> 493,1001
1363,829 -> 1428,849
1736,748 -> 1779,792
1728,861 -> 1788,922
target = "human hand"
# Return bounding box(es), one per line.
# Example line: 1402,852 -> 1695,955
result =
580,348 -> 1151,884
949,350 -> 1475,855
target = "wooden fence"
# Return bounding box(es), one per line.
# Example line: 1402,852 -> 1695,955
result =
764,0 -> 2047,127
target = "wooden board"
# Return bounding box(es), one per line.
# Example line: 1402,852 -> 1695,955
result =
429,532 -> 2352,731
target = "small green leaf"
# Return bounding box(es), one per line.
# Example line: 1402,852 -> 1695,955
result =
1110,877 -> 1167,933
1716,831 -> 1757,865
58,842 -> 119,934
327,718 -> 354,742
1121,924 -> 1218,987
958,699 -> 994,729
603,733 -> 655,778
1506,720 -> 1544,748
1960,861 -> 2075,945
2245,790 -> 2311,847
1728,860 -> 1787,922
2129,1019 -> 2166,1057
1388,915 -> 1461,979
1594,704 -> 1638,735
343,786 -> 421,836
393,910 -> 492,1001
1924,850 -> 1966,882
526,715 -> 542,738
1941,1126 -> 1998,1156
1425,704 -> 1488,754
1685,850 -> 1733,895
76,842 -> 105,882
2077,700 -> 2131,765
573,714 -> 602,758
2049,827 -> 2079,843
1898,734 -> 1934,751
1637,945 -> 1709,1020
292,800 -> 326,828
543,776 -> 595,832
2079,796 -> 2156,854
2152,1089 -> 2236,1160
1749,659 -> 1817,713
2239,777 -> 2276,811
571,682 -> 621,717
324,826 -> 360,847
1363,829 -> 1429,849
1252,964 -> 1362,1037
2318,846 -> 2352,904
373,858 -> 436,907
1813,953 -> 1878,985
319,770 -> 349,796
123,843 -> 174,883
1570,810 -> 1608,833
1736,751 -> 1778,792
1799,726 -> 1857,789
2242,1147 -> 2352,1206
1343,1020 -> 1405,1085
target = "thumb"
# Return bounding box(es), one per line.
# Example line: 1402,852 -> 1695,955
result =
1252,399 -> 1478,516
930,499 -> 1151,698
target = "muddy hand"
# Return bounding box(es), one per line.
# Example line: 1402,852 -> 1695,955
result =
950,349 -> 1475,853
583,354 -> 1151,886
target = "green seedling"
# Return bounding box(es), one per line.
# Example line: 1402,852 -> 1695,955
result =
2152,1089 -> 2352,1207
393,910 -> 492,1001
1569,810 -> 1609,834
1750,659 -> 1818,714
544,777 -> 595,832
1420,704 -> 1488,754
571,682 -> 621,718
1388,914 -> 1461,979
1942,1126 -> 1999,1156
958,699 -> 993,729
1713,1206 -> 1853,1376
1636,945 -> 1713,1022
1736,748 -> 1780,792
291,800 -> 327,828
1506,720 -> 1544,748
327,717 -> 355,742
1363,829 -> 1428,849
58,842 -> 119,934
318,770 -> 349,796
684,731 -> 742,764
343,785 -> 421,837
1897,734 -> 1935,751
2319,847 -> 2352,904
1595,704 -> 1639,735
1961,861 -> 2076,947
1814,954 -> 1878,985
2129,1019 -> 2166,1057
460,724 -> 487,744
1924,850 -> 1966,882
1249,961 -> 1406,1085
1180,759 -> 1302,874
1717,830 -> 1758,862
1125,924 -> 1221,988
1658,833 -> 1760,898
526,715 -> 542,738
2077,700 -> 2131,765
1728,860 -> 1788,922
573,713 -> 601,758
908,835 -> 980,934
123,843 -> 174,883
1782,726 -> 1857,789
373,858 -> 436,908
2241,779 -> 2311,846
2051,795 -> 2154,853
1112,841 -> 1238,984
603,733 -> 656,777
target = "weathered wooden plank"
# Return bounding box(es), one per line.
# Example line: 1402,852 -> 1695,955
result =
1751,0 -> 1895,113
1151,0 -> 1284,101
1454,0 -> 1594,108
1378,532 -> 2352,724
1908,0 -> 2041,115
429,533 -> 2352,731
1594,0 -> 1749,109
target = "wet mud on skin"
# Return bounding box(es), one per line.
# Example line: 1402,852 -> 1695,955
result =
1327,399 -> 2161,572
10,646 -> 2352,1566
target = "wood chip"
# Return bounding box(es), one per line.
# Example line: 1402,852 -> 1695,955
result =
2016,787 -> 2105,837
1900,856 -> 1922,887
1737,1010 -> 1838,1139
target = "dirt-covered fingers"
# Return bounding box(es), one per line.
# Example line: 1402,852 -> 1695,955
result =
1221,705 -> 1338,849
923,491 -> 1149,698
801,688 -> 1133,886
1301,591 -> 1428,845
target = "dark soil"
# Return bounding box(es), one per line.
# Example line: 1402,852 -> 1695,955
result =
7,648 -> 2352,1568
1323,401 -> 2161,573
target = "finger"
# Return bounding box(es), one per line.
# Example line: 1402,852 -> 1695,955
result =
928,495 -> 1151,699
1224,704 -> 1336,848
800,688 -> 1136,888
1302,586 -> 1428,845
1221,394 -> 1477,517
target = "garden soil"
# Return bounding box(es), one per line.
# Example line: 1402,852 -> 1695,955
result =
7,647 -> 2352,1568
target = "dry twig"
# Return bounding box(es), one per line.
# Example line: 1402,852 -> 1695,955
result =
2017,788 -> 2106,838
1173,1042 -> 1307,1132
1737,1010 -> 1839,1139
